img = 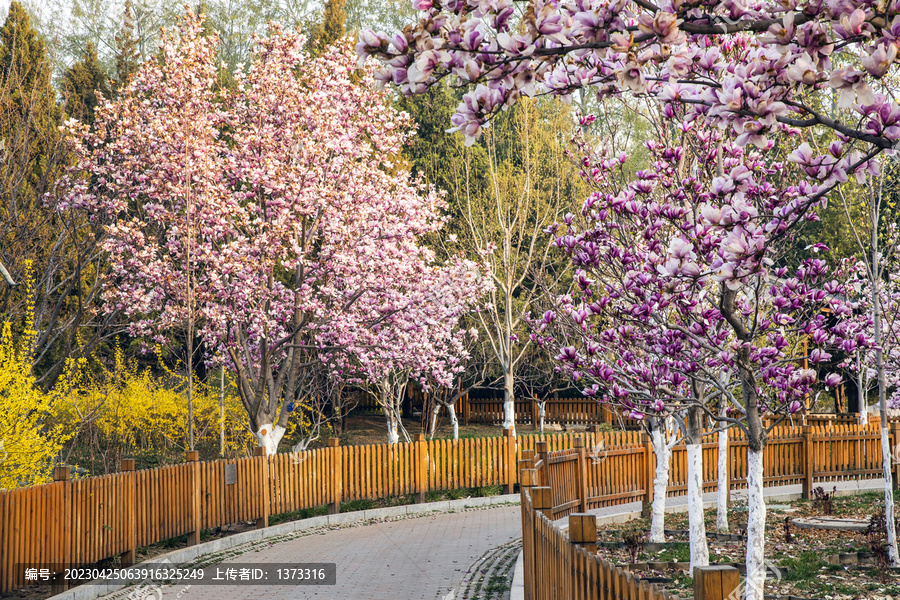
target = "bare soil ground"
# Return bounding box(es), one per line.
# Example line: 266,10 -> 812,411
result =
595,491 -> 900,599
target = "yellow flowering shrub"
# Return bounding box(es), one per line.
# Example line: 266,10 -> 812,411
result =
56,345 -> 255,470
0,323 -> 70,489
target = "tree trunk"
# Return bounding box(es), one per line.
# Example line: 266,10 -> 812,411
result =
858,353 -> 868,426
503,369 -> 516,436
684,407 -> 709,570
385,406 -> 401,444
717,403 -> 730,533
873,244 -> 899,565
429,403 -> 441,439
538,401 -> 546,434
254,423 -> 286,456
745,448 -> 767,600
448,402 -> 459,440
648,423 -> 672,544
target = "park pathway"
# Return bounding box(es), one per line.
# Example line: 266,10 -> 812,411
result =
115,505 -> 521,600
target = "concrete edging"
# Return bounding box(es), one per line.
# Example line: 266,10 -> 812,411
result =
53,494 -> 520,600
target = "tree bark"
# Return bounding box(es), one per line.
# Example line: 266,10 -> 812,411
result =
717,402 -> 730,533
448,402 -> 459,440
502,369 -> 516,436
684,406 -> 709,571
648,420 -> 673,543
858,353 -> 868,426
745,449 -> 767,600
872,232 -> 899,565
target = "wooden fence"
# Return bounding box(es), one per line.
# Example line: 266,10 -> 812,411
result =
520,461 -> 678,600
3,423 -> 900,595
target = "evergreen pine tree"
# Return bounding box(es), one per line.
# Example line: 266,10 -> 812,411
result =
0,1 -> 61,186
62,43 -> 109,126
113,0 -> 140,94
307,0 -> 346,55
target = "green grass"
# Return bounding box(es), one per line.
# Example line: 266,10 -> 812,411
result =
653,542 -> 690,563
340,498 -> 375,512
779,551 -> 826,581
268,504 -> 328,526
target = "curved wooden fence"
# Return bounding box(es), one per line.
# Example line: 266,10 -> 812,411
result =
2,422 -> 899,595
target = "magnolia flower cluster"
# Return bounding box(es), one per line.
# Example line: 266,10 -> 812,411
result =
359,1 -> 900,209
531,119 -> 859,420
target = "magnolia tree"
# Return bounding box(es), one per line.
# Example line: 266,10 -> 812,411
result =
531,117 -> 855,585
59,11 -> 482,455
359,0 -> 900,588
330,259 -> 491,444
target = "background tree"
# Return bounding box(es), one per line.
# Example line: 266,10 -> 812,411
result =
62,42 -> 109,126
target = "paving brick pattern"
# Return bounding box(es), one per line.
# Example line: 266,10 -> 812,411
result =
116,505 -> 521,600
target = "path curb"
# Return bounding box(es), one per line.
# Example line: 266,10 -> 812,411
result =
53,494 -> 520,600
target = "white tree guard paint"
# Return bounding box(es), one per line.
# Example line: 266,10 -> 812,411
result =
686,444 -> 710,571
745,449 -> 767,600
502,371 -> 516,435
881,426 -> 899,565
716,427 -> 729,533
430,404 -> 441,439
447,403 -> 459,440
649,427 -> 672,543
255,424 -> 286,456
385,410 -> 400,444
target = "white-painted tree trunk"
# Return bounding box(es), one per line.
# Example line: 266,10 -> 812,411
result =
255,423 -> 286,456
649,427 -> 672,543
429,404 -> 441,439
745,449 -> 767,600
686,444 -> 709,571
881,426 -> 899,565
716,425 -> 730,533
502,370 -> 516,436
385,408 -> 401,444
448,403 -> 459,440
857,354 -> 868,426
538,401 -> 546,433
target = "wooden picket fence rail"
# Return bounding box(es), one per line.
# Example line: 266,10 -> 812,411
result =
519,477 -> 677,600
3,422 -> 900,595
517,421 -> 900,600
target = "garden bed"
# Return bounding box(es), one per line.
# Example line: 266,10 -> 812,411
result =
592,490 -> 900,599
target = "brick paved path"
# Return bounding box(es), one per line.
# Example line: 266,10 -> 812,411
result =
135,505 -> 521,600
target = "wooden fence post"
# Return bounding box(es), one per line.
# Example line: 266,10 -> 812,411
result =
694,566 -> 740,600
522,448 -> 535,464
573,437 -> 588,513
504,428 -> 516,494
252,447 -> 270,529
535,441 -> 549,487
415,433 -> 428,503
642,431 -> 654,516
802,426 -> 814,499
51,466 -> 71,595
570,511 -> 598,600
120,459 -> 136,567
532,486 -> 553,520
327,438 -> 342,514
568,513 -> 597,553
186,451 -> 202,544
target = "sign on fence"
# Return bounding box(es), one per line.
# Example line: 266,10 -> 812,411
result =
225,464 -> 237,485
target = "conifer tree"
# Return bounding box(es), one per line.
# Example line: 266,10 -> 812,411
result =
0,1 -> 61,187
62,43 -> 109,127
307,0 -> 346,55
112,0 -> 140,94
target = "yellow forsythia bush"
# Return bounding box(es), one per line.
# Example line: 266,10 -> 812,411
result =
0,322 -> 71,489
56,345 -> 254,470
